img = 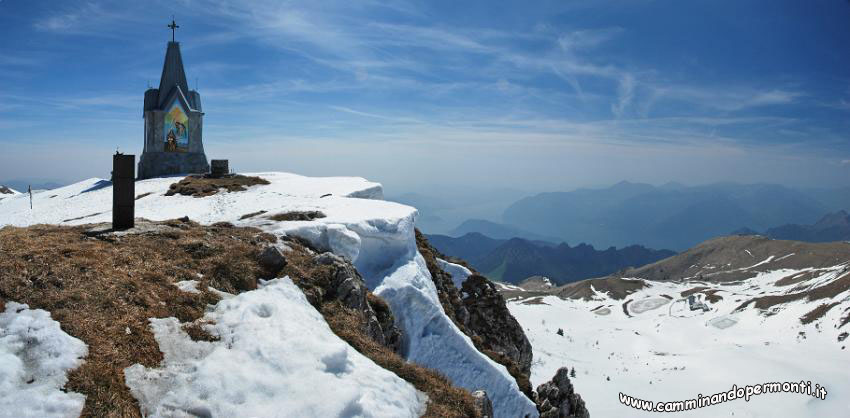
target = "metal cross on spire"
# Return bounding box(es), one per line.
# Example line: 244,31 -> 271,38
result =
168,17 -> 179,42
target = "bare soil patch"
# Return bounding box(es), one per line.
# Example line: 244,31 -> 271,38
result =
557,277 -> 647,300
776,271 -> 817,287
520,297 -> 549,305
267,210 -> 326,221
800,302 -> 841,325
165,174 -> 270,198
239,210 -> 268,220
62,212 -> 104,223
680,286 -> 723,303
735,272 -> 850,313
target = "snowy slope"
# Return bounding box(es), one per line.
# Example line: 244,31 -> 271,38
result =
0,173 -> 537,417
125,277 -> 425,417
0,302 -> 88,418
508,264 -> 850,417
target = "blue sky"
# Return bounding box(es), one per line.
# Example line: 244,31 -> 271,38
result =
1,0 -> 849,193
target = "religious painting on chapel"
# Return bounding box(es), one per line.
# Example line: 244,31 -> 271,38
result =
163,100 -> 189,152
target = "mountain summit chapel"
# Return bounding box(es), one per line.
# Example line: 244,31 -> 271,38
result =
138,20 -> 210,179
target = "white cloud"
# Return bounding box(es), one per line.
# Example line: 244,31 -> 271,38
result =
611,73 -> 635,117
33,2 -> 137,36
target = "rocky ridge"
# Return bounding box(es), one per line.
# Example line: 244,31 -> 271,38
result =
417,230 -> 535,399
534,368 -> 589,418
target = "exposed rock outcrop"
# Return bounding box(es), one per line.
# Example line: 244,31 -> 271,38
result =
471,390 -> 494,418
280,241 -> 481,417
461,274 -> 533,377
416,230 -> 534,397
306,251 -> 403,352
257,246 -> 287,277
535,367 -> 589,418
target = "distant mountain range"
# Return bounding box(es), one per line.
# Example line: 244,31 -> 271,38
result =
448,219 -> 561,243
736,210 -> 850,243
426,232 -> 675,285
497,181 -> 850,251
0,179 -> 66,192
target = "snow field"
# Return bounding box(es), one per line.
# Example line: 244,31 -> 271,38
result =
508,266 -> 850,417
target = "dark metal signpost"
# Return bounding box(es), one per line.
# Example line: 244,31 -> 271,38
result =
113,153 -> 135,230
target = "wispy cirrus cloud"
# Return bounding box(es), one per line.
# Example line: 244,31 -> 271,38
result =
33,2 -> 140,36
3,0 -> 848,188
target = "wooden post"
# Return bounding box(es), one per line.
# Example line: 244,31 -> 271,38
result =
113,153 -> 135,230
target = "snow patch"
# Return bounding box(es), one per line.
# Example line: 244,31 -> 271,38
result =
495,282 -> 522,291
174,280 -> 200,294
0,302 -> 88,418
629,297 -> 669,314
437,258 -> 473,288
125,278 -> 426,418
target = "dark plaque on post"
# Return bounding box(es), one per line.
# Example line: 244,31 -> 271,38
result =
113,153 -> 135,230
210,159 -> 229,178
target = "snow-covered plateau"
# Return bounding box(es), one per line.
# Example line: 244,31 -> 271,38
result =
507,264 -> 850,417
0,173 -> 537,417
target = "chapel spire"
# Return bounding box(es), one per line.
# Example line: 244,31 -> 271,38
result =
157,19 -> 190,109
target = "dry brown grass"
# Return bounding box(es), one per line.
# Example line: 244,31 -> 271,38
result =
680,287 -> 723,303
681,286 -> 709,297
1,221 -> 481,417
736,272 -> 850,313
775,271 -> 817,287
800,302 -> 841,325
323,303 -> 480,418
165,174 -> 270,197
0,221 -> 272,417
62,212 -> 104,223
239,210 -> 268,220
267,211 -> 326,221
520,297 -> 549,305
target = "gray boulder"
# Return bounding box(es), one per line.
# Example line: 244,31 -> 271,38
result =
313,252 -> 402,352
258,246 -> 287,277
536,367 -> 589,418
